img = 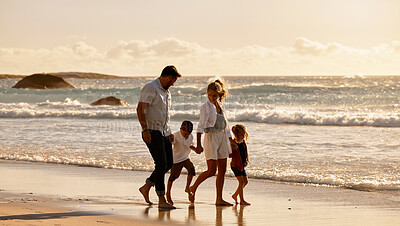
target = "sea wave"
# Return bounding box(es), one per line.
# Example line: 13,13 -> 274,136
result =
245,172 -> 400,192
1,101 -> 400,127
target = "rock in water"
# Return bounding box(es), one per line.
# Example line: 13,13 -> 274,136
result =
12,73 -> 76,89
90,96 -> 130,107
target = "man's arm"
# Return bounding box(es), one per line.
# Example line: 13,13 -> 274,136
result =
137,102 -> 151,144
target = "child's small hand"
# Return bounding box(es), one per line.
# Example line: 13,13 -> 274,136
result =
169,134 -> 174,143
195,146 -> 203,154
229,138 -> 239,152
230,142 -> 238,152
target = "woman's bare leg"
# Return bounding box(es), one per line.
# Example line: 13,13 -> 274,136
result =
215,158 -> 232,206
189,160 -> 217,202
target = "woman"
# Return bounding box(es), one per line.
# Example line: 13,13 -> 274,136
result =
189,79 -> 238,206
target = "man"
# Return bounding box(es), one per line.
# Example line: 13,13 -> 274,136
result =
137,65 -> 181,209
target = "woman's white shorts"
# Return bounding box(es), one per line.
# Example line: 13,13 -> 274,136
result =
203,131 -> 231,160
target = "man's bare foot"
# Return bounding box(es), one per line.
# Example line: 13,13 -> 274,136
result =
232,194 -> 238,204
240,200 -> 251,205
215,200 -> 233,206
139,185 -> 152,205
166,193 -> 174,205
158,202 -> 176,209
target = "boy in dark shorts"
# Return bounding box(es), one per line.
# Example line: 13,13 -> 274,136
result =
166,121 -> 201,205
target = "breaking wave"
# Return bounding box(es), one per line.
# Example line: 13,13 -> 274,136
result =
1,100 -> 400,127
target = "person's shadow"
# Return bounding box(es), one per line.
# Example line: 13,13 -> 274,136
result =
157,207 -> 171,221
215,205 -> 230,226
233,204 -> 248,226
142,206 -> 173,222
187,203 -> 196,222
0,211 -> 107,221
141,203 -> 248,225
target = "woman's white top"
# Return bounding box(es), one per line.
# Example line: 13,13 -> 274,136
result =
196,100 -> 232,139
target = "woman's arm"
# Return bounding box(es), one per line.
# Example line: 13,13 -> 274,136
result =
196,104 -> 208,153
197,104 -> 208,134
196,132 -> 203,153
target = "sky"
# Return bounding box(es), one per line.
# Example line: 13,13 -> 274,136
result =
1,0 -> 400,76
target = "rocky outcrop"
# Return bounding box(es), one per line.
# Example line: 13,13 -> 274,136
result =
12,73 -> 76,89
90,96 -> 130,107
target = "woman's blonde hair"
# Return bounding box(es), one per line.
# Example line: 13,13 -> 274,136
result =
207,79 -> 229,102
232,124 -> 249,141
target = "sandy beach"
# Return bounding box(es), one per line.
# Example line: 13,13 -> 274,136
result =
0,160 -> 399,225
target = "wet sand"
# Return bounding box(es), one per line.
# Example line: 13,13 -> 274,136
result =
0,160 -> 399,225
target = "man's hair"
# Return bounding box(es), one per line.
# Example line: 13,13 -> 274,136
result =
181,120 -> 193,133
160,65 -> 181,78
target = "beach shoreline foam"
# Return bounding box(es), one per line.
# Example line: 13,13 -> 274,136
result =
0,160 -> 399,225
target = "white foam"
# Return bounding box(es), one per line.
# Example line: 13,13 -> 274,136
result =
2,101 -> 400,127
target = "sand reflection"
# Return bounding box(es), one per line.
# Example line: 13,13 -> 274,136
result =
141,203 -> 249,225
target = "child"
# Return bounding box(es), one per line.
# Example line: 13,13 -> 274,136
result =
230,124 -> 250,205
166,120 -> 200,205
189,79 -> 238,206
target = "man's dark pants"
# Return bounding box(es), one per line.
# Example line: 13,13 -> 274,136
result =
143,130 -> 173,196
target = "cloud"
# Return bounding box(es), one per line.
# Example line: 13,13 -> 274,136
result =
0,37 -> 399,75
294,37 -> 328,55
293,37 -> 369,56
372,40 -> 400,54
72,41 -> 97,56
107,38 -> 207,59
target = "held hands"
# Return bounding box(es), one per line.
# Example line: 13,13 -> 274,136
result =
196,146 -> 204,154
193,146 -> 203,154
169,134 -> 175,143
229,138 -> 239,152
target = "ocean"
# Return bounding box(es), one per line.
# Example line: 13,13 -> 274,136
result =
1,76 -> 399,193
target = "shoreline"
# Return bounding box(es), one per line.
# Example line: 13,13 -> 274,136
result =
1,158 -> 399,194
0,160 -> 399,225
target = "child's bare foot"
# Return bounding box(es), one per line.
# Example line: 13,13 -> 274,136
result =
189,186 -> 196,203
158,202 -> 176,209
185,187 -> 195,203
188,191 -> 195,203
139,185 -> 152,205
232,194 -> 238,204
240,200 -> 251,205
215,200 -> 233,206
166,193 -> 174,205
